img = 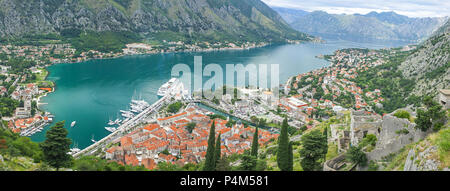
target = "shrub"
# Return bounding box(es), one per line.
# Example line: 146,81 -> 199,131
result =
346,146 -> 368,166
393,110 -> 411,120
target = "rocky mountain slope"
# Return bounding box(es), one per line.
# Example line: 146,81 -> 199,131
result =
271,6 -> 309,24
273,7 -> 446,42
0,0 -> 310,42
399,19 -> 450,96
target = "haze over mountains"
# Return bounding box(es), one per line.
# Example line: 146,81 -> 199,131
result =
0,0 -> 310,42
273,7 -> 447,42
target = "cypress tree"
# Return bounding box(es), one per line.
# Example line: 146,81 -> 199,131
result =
203,120 -> 216,171
288,141 -> 293,171
323,127 -> 328,161
214,133 -> 221,165
250,126 -> 259,157
40,121 -> 72,170
277,118 -> 290,171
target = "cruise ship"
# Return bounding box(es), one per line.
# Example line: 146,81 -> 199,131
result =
157,78 -> 178,97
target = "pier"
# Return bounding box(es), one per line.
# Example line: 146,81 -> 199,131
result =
73,94 -> 170,158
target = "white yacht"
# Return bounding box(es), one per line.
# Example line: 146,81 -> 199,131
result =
91,135 -> 96,143
157,78 -> 177,97
105,127 -> 117,133
71,121 -> 76,127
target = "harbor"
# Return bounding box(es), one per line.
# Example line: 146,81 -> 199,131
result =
31,40 -> 405,150
72,78 -> 188,157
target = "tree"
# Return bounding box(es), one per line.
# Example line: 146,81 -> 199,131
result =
299,130 -> 328,171
277,118 -> 290,171
416,97 -> 446,132
288,141 -> 293,171
416,109 -> 432,131
250,126 -> 259,157
40,121 -> 72,170
215,133 -> 221,165
255,159 -> 267,171
167,101 -> 183,113
239,154 -> 257,171
203,120 -> 216,171
429,105 -> 445,123
215,157 -> 231,171
346,146 -> 367,166
323,127 -> 329,160
186,122 -> 196,133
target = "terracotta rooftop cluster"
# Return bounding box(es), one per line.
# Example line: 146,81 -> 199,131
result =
105,106 -> 278,170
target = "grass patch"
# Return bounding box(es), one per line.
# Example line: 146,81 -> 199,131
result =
326,143 -> 338,161
383,145 -> 413,171
434,126 -> 450,168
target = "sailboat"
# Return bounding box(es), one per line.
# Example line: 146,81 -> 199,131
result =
108,115 -> 115,126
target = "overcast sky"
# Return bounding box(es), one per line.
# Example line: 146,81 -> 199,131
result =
262,0 -> 449,18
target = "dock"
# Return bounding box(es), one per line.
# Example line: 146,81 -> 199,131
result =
73,94 -> 171,158
72,78 -> 187,158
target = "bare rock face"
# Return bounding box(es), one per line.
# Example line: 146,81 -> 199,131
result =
404,146 -> 441,171
0,0 -> 310,42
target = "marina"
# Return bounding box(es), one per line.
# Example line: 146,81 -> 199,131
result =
73,77 -> 189,157
33,41 -> 408,150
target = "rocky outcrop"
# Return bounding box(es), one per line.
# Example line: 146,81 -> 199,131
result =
404,145 -> 441,171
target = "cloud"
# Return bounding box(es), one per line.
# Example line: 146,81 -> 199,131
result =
262,0 -> 450,17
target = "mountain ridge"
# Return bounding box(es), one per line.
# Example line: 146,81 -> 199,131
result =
273,7 -> 447,42
0,0 -> 311,43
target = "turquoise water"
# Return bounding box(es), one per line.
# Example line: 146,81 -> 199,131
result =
32,39 -> 409,149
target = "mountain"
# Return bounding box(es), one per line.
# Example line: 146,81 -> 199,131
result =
271,6 -> 309,24
0,0 -> 311,43
399,19 -> 450,96
362,11 -> 410,25
274,8 -> 447,42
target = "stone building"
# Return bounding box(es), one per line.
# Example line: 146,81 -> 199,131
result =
438,89 -> 450,109
366,114 -> 429,161
349,110 -> 382,146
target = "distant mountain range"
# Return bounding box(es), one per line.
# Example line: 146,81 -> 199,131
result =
273,7 -> 447,42
0,0 -> 311,43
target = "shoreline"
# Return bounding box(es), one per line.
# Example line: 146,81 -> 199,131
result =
32,39 -> 316,141
35,68 -> 55,112
51,40 -> 314,65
